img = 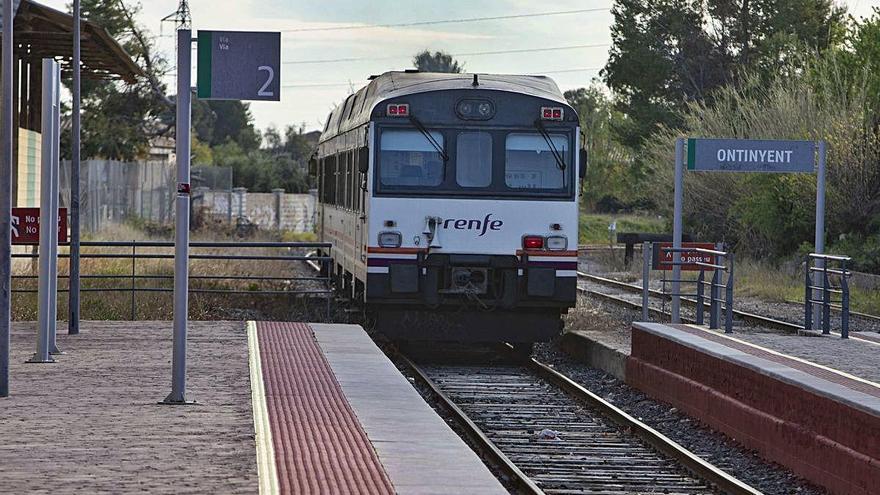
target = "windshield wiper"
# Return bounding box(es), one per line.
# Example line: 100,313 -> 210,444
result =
409,115 -> 448,162
533,119 -> 566,172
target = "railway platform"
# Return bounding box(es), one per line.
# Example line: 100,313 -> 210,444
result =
623,323 -> 880,495
0,320 -> 506,494
249,320 -> 507,495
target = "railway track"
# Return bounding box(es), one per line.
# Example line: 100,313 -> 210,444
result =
577,271 -> 880,346
401,349 -> 760,495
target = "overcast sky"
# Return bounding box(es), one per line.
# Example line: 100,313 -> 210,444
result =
42,0 -> 880,135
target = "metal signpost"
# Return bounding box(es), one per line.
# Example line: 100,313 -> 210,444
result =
0,0 -> 16,397
164,28 -> 280,404
672,137 -> 821,323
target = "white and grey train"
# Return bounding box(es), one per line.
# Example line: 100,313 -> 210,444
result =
312,71 -> 584,346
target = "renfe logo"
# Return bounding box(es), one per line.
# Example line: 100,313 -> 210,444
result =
442,213 -> 503,237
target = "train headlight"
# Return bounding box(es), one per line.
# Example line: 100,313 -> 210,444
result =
522,235 -> 544,250
546,236 -> 568,251
378,231 -> 402,248
456,98 -> 495,120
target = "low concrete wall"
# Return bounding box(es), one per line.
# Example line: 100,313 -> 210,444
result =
198,190 -> 316,233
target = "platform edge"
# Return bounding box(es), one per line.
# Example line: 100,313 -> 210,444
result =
247,321 -> 279,495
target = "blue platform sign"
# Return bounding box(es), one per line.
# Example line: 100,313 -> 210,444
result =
687,138 -> 815,173
197,30 -> 281,101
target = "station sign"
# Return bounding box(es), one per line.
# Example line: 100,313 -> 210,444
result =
652,242 -> 716,271
197,30 -> 281,101
11,207 -> 68,245
687,138 -> 815,173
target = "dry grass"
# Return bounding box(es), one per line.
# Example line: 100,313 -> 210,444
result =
11,223 -> 333,322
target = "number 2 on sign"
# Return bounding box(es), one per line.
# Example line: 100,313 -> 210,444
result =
258,66 -> 274,97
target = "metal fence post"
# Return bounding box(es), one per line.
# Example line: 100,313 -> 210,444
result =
724,253 -> 734,334
841,260 -> 849,339
131,241 -> 136,321
696,269 -> 705,325
641,241 -> 650,321
805,257 -> 812,331
822,263 -> 831,335
709,267 -> 720,330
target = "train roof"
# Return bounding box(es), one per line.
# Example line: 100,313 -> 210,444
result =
320,71 -> 569,142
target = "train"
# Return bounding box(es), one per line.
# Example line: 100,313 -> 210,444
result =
312,70 -> 583,349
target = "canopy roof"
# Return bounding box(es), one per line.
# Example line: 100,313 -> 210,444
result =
2,0 -> 141,83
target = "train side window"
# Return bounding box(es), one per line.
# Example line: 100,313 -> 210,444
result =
323,156 -> 336,204
336,153 -> 346,206
456,132 -> 492,187
345,151 -> 353,209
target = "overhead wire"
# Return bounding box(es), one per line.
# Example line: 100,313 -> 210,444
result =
280,7 -> 611,33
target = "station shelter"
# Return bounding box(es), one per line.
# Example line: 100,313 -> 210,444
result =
1,0 -> 141,207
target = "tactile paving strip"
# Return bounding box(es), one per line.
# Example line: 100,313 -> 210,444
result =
256,321 -> 395,495
673,325 -> 880,399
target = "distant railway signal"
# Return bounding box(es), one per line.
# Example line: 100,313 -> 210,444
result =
196,30 -> 281,101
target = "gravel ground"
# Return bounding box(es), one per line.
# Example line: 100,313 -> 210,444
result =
533,338 -> 826,495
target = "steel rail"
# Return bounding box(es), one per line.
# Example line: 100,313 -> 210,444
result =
578,272 -> 880,347
524,354 -> 763,495
579,271 -> 800,331
397,353 -> 544,495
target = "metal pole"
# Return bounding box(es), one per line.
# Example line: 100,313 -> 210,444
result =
841,260 -> 849,339
696,269 -> 705,325
813,141 -> 826,329
804,257 -> 812,331
724,253 -> 734,334
164,29 -> 192,404
29,59 -> 57,364
47,63 -> 60,354
641,241 -> 650,321
822,264 -> 830,334
130,241 -> 135,320
671,138 -> 684,323
68,0 -> 81,335
0,0 -> 15,395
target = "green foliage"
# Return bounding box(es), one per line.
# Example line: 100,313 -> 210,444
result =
413,50 -> 463,73
212,125 -> 316,193
564,86 -> 644,210
579,213 -> 666,244
640,46 -> 880,260
603,0 -> 846,147
62,0 -> 173,160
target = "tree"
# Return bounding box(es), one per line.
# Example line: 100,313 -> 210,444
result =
602,0 -> 846,147
413,50 -> 463,73
63,0 -> 174,160
564,87 -> 640,210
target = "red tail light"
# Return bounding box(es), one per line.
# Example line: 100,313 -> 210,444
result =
523,235 -> 544,250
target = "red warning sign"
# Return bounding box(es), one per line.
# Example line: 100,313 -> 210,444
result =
652,242 -> 716,271
11,208 -> 68,245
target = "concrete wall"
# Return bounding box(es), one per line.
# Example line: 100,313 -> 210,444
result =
198,189 -> 317,233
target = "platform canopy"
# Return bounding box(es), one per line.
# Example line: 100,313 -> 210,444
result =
1,0 -> 141,84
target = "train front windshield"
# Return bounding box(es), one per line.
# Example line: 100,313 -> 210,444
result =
376,127 -> 575,199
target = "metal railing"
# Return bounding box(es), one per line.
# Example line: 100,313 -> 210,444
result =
805,253 -> 851,338
643,243 -> 735,333
11,240 -> 333,319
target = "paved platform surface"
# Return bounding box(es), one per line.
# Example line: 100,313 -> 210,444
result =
251,321 -> 508,495
0,321 -> 257,494
629,322 -> 880,495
